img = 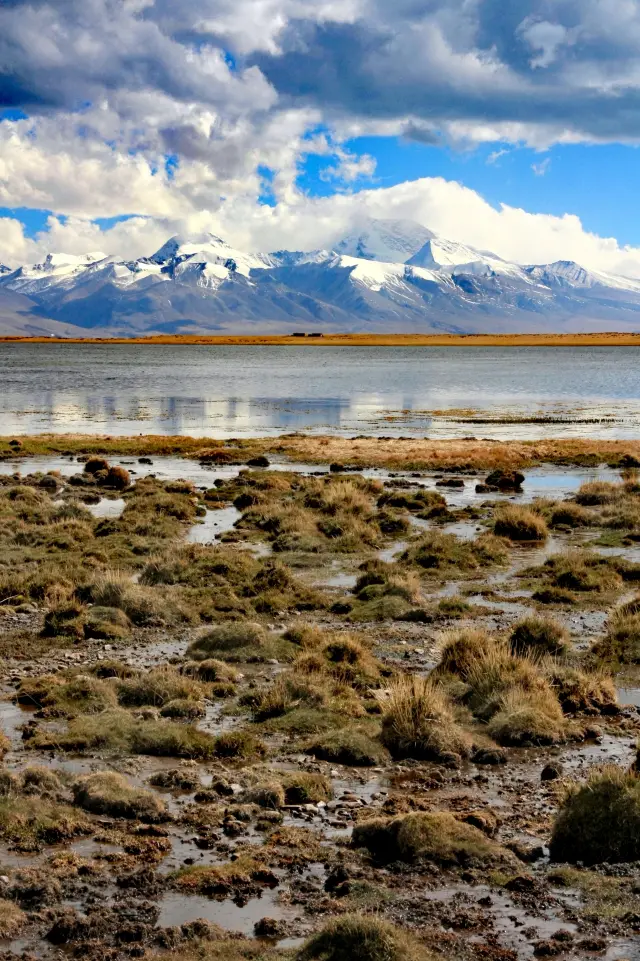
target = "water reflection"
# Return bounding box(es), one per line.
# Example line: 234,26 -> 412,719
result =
2,343 -> 640,438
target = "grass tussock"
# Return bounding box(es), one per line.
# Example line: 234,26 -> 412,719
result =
461,644 -> 567,745
548,665 -> 617,714
592,611 -> 640,664
509,615 -> 570,658
72,772 -> 167,822
352,811 -> 508,866
117,666 -> 208,708
0,900 -> 26,940
0,796 -> 91,849
536,551 -> 624,594
485,687 -> 566,746
493,505 -> 548,541
401,530 -> 508,574
27,710 -> 222,760
305,727 -> 388,767
17,673 -> 118,717
436,628 -> 495,680
380,676 -> 471,765
549,502 -> 593,528
297,914 -> 437,961
281,772 -> 332,805
550,766 -> 640,865
575,481 -> 623,506
186,622 -> 271,663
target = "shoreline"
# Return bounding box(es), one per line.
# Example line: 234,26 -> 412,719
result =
2,433 -> 639,470
2,331 -> 640,347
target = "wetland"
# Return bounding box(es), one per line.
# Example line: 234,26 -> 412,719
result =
0,435 -> 639,960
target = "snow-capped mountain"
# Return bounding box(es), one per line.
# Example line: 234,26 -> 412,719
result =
3,218 -> 640,335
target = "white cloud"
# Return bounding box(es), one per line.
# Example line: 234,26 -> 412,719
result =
532,157 -> 551,176
4,175 -> 640,284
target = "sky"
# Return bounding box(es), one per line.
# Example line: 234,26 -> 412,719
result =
2,0 -> 640,275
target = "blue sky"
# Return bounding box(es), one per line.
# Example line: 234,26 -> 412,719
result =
3,0 -> 640,275
297,138 -> 640,247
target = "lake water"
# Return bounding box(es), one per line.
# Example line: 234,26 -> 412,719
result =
1,342 -> 640,438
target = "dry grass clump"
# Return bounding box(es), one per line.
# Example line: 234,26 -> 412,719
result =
436,629 -> 495,680
305,727 -> 388,767
550,766 -> 640,864
160,698 -> 206,719
305,478 -> 377,516
352,811 -> 507,866
281,772 -> 332,804
84,605 -> 131,639
297,914 -> 437,961
0,796 -> 91,849
244,673 -> 328,721
83,457 -> 110,475
297,633 -> 383,690
283,624 -> 328,649
117,666 -> 208,708
211,731 -> 267,761
549,502 -> 593,528
171,853 -> 272,899
486,687 -> 566,746
186,622 -> 267,661
103,465 -> 130,490
592,611 -> 640,664
84,571 -> 177,626
181,658 -> 238,685
532,586 -> 578,606
509,615 -> 570,658
0,900 -> 26,939
380,676 -> 471,765
464,645 -> 566,745
402,530 -> 508,574
548,665 -> 617,714
41,601 -> 87,639
246,781 -> 286,810
575,481 -> 622,506
493,505 -> 548,541
16,673 -> 118,717
348,562 -> 423,621
378,487 -> 448,516
27,710 -> 221,759
72,772 -> 167,822
539,551 -> 624,593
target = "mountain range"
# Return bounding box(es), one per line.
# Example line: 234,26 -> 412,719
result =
3,218 -> 640,336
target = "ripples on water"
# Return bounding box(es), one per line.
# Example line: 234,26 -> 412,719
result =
1,343 -> 640,438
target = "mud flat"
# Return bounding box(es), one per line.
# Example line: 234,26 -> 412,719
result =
0,439 -> 639,960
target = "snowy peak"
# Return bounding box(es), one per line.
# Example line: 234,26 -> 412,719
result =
526,261 -> 599,288
5,218 -> 640,335
148,232 -> 274,279
0,265 -> 11,276
333,218 -> 435,263
407,236 -> 503,270
43,251 -> 107,268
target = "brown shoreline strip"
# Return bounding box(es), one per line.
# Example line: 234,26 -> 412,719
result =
2,332 -> 640,347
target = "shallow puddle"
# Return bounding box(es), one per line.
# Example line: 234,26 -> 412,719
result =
85,497 -> 125,519
156,885 -> 298,936
187,506 -> 241,544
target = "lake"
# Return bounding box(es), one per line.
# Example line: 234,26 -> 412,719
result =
1,342 -> 640,438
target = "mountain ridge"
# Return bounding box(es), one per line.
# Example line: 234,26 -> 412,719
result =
3,218 -> 640,336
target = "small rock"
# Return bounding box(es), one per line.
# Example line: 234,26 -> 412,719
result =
541,762 -> 563,782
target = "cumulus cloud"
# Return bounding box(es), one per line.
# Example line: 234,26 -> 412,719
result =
4,175 -> 640,285
3,0 -> 640,279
